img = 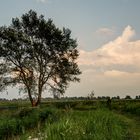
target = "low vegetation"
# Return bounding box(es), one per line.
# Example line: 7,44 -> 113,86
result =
44,109 -> 137,140
0,99 -> 139,140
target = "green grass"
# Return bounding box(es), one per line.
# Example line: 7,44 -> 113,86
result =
111,100 -> 140,116
0,99 -> 140,139
43,109 -> 138,140
0,107 -> 56,140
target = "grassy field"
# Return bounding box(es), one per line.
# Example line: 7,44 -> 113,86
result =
0,99 -> 140,140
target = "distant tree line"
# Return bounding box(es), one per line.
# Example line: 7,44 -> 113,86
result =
0,95 -> 140,101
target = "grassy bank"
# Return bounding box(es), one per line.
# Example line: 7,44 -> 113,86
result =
43,109 -> 138,140
0,100 -> 139,139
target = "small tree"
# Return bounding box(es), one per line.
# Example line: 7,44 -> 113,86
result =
116,96 -> 120,100
125,95 -> 132,100
88,90 -> 95,99
0,10 -> 81,106
135,95 -> 140,99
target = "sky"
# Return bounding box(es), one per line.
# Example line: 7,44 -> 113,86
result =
0,0 -> 140,99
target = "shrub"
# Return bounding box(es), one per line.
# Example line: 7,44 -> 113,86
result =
0,107 -> 57,139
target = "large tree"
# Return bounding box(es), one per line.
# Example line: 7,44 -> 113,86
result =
0,10 -> 81,106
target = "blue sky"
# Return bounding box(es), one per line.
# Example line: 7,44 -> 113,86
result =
0,0 -> 140,99
1,0 -> 140,50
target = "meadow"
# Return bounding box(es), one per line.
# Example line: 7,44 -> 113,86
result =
0,99 -> 139,140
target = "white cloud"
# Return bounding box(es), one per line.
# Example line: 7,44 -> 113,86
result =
78,25 -> 140,69
96,27 -> 115,36
66,26 -> 140,98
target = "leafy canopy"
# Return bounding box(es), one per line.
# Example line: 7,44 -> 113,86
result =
0,10 -> 81,104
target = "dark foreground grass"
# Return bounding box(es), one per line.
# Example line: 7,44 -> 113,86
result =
0,107 -> 57,140
0,100 -> 140,140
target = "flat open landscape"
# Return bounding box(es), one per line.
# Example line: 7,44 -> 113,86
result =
1,1 -> 140,140
0,99 -> 139,140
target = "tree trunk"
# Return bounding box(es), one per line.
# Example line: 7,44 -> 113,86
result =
31,88 -> 42,107
36,88 -> 42,106
27,88 -> 35,107
26,83 -> 43,107
32,100 -> 38,107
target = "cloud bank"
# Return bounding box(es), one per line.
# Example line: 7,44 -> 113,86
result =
67,26 -> 140,98
79,25 -> 140,71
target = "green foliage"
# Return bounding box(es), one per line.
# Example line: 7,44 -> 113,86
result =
44,109 -> 137,140
111,100 -> 140,116
0,107 -> 55,139
0,118 -> 23,139
52,101 -> 79,109
0,10 -> 81,106
49,100 -> 106,111
122,102 -> 140,116
18,108 -> 35,118
0,100 -> 139,139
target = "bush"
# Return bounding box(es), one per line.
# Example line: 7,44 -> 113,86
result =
0,107 -> 56,139
18,107 -> 35,118
0,118 -> 23,139
39,108 -> 53,122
